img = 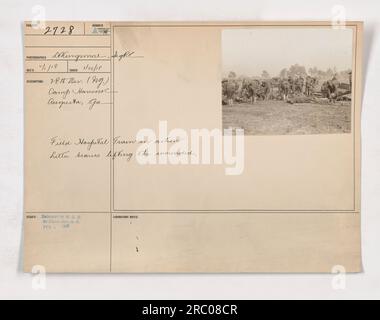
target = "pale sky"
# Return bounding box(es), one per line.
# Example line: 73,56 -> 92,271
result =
222,28 -> 353,77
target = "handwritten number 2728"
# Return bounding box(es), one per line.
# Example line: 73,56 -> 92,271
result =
44,25 -> 75,35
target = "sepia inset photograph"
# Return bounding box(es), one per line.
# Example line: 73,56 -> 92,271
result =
222,28 -> 354,135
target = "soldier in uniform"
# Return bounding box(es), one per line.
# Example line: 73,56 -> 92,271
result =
222,79 -> 228,105
327,80 -> 338,103
331,74 -> 340,91
288,76 -> 295,95
261,80 -> 272,101
321,81 -> 330,99
226,79 -> 237,106
295,76 -> 305,94
280,78 -> 291,101
348,71 -> 352,92
321,80 -> 338,103
246,82 -> 256,104
305,76 -> 316,96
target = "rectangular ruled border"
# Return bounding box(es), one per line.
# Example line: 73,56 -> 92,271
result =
110,22 -> 361,214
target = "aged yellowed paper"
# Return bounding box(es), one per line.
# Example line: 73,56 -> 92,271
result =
24,21 -> 363,273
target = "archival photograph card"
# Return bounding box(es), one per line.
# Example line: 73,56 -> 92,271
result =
24,21 -> 363,273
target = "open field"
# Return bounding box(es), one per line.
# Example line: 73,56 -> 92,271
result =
222,101 -> 352,135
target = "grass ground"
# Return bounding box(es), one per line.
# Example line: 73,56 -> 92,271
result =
222,100 -> 352,135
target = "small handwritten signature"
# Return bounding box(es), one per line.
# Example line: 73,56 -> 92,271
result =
112,50 -> 144,61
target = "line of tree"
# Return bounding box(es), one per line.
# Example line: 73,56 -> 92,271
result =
228,64 -> 352,81
279,64 -> 351,80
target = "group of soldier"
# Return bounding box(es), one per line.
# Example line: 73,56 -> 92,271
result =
222,75 -> 341,106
